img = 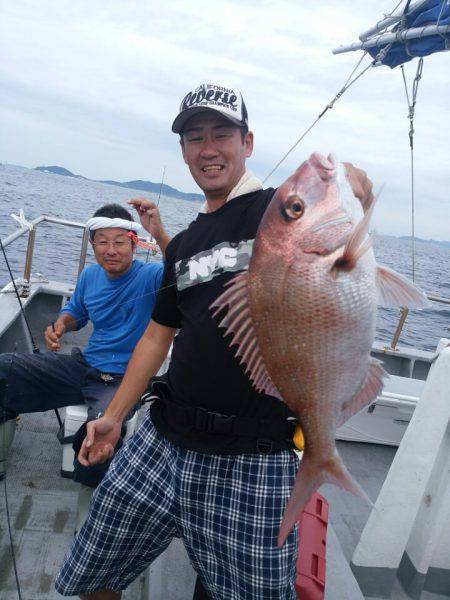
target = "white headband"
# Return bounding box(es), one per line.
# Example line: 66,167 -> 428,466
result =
86,217 -> 142,232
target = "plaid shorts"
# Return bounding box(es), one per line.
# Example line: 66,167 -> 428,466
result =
55,414 -> 299,599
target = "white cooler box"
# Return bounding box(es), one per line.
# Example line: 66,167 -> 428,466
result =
59,404 -> 139,478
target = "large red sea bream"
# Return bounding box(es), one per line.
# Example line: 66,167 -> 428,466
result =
211,153 -> 429,547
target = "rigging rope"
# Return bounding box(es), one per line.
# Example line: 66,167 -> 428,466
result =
400,57 -> 424,282
262,53 -> 369,184
262,0 -> 414,184
262,44 -> 400,184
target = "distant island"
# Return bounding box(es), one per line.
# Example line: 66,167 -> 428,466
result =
29,167 -> 450,245
398,235 -> 450,249
36,165 -> 87,178
35,165 -> 204,203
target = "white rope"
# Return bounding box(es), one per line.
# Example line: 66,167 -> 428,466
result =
10,209 -> 33,231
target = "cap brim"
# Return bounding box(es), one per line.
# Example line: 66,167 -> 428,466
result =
172,107 -> 244,134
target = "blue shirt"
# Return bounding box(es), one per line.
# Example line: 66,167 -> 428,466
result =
60,260 -> 163,373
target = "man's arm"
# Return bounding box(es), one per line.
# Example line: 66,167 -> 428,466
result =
78,319 -> 176,466
44,313 -> 78,351
106,320 -> 175,421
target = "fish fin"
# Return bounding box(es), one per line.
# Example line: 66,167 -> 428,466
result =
377,265 -> 431,309
278,452 -> 372,548
334,203 -> 375,271
337,359 -> 389,428
210,272 -> 281,400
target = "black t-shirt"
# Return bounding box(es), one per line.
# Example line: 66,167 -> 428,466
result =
151,188 -> 292,453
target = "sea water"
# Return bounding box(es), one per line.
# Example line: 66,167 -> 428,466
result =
1,164 -> 449,352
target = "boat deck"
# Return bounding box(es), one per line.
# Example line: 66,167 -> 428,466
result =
0,284 -> 447,599
2,407 -> 449,599
0,410 -> 146,600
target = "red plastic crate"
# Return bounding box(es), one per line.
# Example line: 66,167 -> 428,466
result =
295,493 -> 329,600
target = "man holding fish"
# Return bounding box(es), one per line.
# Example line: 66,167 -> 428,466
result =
56,82 -> 427,599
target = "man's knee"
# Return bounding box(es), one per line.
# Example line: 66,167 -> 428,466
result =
0,353 -> 22,389
0,352 -> 14,374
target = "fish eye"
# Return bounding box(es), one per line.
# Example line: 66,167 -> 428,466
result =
281,195 -> 305,221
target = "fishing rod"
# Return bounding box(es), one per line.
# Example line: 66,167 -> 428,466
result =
0,237 -> 63,428
157,165 -> 166,208
145,165 -> 166,263
0,238 -> 39,354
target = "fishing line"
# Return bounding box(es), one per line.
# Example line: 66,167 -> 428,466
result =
0,238 -> 39,354
0,277 -> 182,353
0,237 -> 63,428
1,348 -> 23,600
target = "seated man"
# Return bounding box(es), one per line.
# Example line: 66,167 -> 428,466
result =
0,201 -> 169,486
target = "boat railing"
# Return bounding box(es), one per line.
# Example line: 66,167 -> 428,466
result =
1,215 -> 450,351
1,214 -> 89,279
389,294 -> 450,351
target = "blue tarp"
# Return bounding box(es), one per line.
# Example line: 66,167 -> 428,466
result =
367,0 -> 450,68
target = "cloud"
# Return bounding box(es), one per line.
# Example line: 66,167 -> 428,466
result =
1,0 -> 449,238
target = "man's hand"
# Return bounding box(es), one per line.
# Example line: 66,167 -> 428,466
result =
128,198 -> 163,239
128,198 -> 171,256
78,416 -> 122,466
44,322 -> 66,351
344,163 -> 374,213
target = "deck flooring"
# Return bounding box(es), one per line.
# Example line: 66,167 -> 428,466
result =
2,414 -> 447,599
0,410 -> 145,600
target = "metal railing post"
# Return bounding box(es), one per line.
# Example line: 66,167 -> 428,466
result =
389,307 -> 409,351
23,228 -> 36,283
77,228 -> 89,277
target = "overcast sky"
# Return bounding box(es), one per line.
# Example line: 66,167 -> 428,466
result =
1,0 -> 449,240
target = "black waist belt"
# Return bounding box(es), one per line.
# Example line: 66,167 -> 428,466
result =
146,377 -> 295,452
170,402 -> 294,440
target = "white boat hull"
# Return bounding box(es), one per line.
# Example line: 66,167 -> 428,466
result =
336,375 -> 426,447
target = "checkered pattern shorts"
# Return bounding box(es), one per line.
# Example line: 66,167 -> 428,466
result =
55,413 -> 299,599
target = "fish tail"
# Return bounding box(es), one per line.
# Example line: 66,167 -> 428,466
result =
277,452 -> 372,548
